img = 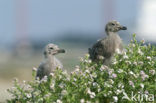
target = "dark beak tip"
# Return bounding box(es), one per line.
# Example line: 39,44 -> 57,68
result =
57,49 -> 65,53
60,49 -> 65,53
62,49 -> 65,53
122,26 -> 127,30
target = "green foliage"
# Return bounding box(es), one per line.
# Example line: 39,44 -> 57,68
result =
7,34 -> 156,103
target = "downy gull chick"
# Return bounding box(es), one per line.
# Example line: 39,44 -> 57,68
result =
36,43 -> 65,79
88,20 -> 127,65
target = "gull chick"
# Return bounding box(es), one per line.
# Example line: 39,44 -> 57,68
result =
89,20 -> 127,65
36,43 -> 65,79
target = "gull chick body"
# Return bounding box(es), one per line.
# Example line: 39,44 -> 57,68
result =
89,20 -> 127,65
36,43 -> 65,79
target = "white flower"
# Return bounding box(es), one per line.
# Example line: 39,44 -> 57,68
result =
113,96 -> 118,102
118,69 -> 123,73
103,94 -> 107,97
140,83 -> 144,88
58,75 -> 62,79
87,88 -> 96,98
141,39 -> 145,44
109,79 -> 114,84
50,83 -> 55,89
87,88 -> 91,94
104,82 -> 113,88
125,61 -> 131,64
85,70 -> 90,73
59,83 -> 64,89
123,53 -> 128,59
144,90 -> 149,94
140,71 -> 149,80
115,89 -> 122,95
142,74 -> 149,80
122,92 -> 130,100
85,54 -> 90,58
147,56 -> 151,61
25,84 -> 31,89
108,91 -> 112,95
133,62 -> 137,66
70,71 -> 74,75
132,44 -> 135,47
13,78 -> 18,82
129,49 -> 133,53
56,99 -> 62,103
62,70 -> 68,75
112,73 -> 117,78
26,93 -> 32,98
90,92 -> 96,98
80,99 -> 85,103
79,57 -> 84,62
100,65 -> 107,71
61,90 -> 67,96
112,58 -> 117,64
91,72 -> 97,78
44,93 -> 51,98
148,62 -> 151,65
73,78 -> 77,81
138,48 -> 143,55
129,71 -> 134,75
140,71 -> 145,75
98,88 -> 101,92
149,70 -> 155,75
32,67 -> 37,71
129,71 -> 138,78
138,61 -> 143,65
108,69 -> 114,75
75,66 -> 80,72
38,98 -> 43,102
23,80 -> 26,84
86,101 -> 91,103
148,43 -> 151,47
49,73 -> 54,77
129,81 -> 135,88
88,60 -> 92,63
75,65 -> 80,69
85,59 -> 91,63
118,83 -> 124,88
98,55 -> 104,60
41,76 -> 48,83
112,61 -> 117,64
66,76 -> 70,81
116,48 -> 121,54
93,82 -> 98,87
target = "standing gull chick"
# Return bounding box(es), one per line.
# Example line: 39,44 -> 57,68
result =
89,20 -> 127,65
36,43 -> 65,79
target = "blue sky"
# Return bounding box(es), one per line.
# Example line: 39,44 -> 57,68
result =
0,0 -> 138,46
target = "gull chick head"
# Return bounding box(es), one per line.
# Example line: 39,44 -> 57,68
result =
105,20 -> 127,33
44,43 -> 65,57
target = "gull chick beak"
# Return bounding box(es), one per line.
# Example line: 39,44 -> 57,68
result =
120,26 -> 127,30
57,49 -> 65,53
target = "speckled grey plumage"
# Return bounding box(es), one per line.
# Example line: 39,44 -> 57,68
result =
36,43 -> 65,79
89,20 -> 127,65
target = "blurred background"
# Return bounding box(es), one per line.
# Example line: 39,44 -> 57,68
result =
0,0 -> 156,102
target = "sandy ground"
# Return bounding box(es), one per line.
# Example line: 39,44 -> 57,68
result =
0,79 -> 12,102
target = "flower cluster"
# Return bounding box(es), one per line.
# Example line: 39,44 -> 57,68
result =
7,34 -> 156,103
